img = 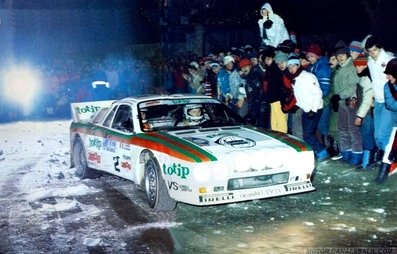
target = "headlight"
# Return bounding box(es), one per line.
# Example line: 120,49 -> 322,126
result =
251,150 -> 266,170
211,162 -> 229,181
193,164 -> 211,182
233,152 -> 251,172
285,151 -> 315,171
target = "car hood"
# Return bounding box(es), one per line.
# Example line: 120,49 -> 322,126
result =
166,126 -> 312,160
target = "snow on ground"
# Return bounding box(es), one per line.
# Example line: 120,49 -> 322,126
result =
0,120 -> 177,253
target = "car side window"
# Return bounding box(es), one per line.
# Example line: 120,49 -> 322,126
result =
111,105 -> 134,133
103,106 -> 117,127
92,107 -> 110,124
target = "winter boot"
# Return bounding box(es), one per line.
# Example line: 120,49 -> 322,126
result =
326,136 -> 337,157
316,149 -> 329,162
375,162 -> 390,184
329,138 -> 343,160
356,150 -> 371,170
341,150 -> 352,163
349,152 -> 362,166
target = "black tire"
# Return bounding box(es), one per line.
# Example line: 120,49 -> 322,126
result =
73,138 -> 96,179
144,158 -> 177,211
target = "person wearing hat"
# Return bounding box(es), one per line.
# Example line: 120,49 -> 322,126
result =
183,61 -> 205,94
306,43 -> 333,156
239,58 -> 269,128
374,58 -> 397,183
261,47 -> 287,133
204,61 -> 221,98
329,40 -> 362,165
218,55 -> 247,117
364,35 -> 396,164
353,53 -> 376,170
349,40 -> 364,60
274,51 -> 289,75
258,3 -> 290,48
285,54 -> 328,161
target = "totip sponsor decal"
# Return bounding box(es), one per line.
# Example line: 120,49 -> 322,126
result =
162,163 -> 190,179
76,105 -> 101,114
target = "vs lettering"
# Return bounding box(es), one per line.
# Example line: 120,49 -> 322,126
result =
167,181 -> 178,190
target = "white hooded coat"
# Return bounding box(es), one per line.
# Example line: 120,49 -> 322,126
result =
258,3 -> 290,48
293,70 -> 323,113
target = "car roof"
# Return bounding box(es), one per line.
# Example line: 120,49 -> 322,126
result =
117,94 -> 214,104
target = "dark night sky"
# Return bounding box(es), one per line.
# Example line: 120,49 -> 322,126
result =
3,0 -> 397,59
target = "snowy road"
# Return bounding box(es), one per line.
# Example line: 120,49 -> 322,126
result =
0,120 -> 396,253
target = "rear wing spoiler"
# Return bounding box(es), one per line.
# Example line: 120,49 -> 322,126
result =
70,100 -> 115,122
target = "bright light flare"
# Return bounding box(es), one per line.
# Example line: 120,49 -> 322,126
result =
3,65 -> 42,116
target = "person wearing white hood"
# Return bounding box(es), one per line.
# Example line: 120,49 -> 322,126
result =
258,3 -> 290,48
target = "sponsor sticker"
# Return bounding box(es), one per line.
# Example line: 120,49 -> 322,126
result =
88,137 -> 102,150
162,163 -> 190,179
88,152 -> 101,164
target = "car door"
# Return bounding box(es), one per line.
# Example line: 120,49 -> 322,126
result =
106,104 -> 135,178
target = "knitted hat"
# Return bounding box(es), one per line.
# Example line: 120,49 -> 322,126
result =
334,40 -> 349,56
349,40 -> 363,53
274,51 -> 288,64
306,43 -> 322,57
209,61 -> 221,68
223,55 -> 235,64
238,58 -> 252,68
353,53 -> 368,67
384,58 -> 397,78
287,54 -> 300,66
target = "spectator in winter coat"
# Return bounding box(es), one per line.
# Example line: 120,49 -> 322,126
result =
258,3 -> 289,48
376,58 -> 397,183
306,43 -> 332,155
205,61 -> 221,98
287,55 -> 328,161
353,53 -> 375,170
364,35 -> 397,162
330,41 -> 362,165
261,48 -> 288,133
183,61 -> 205,94
288,57 -> 329,161
218,56 -> 247,117
239,58 -> 269,128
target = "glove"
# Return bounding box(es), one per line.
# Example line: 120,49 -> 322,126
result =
330,94 -> 341,112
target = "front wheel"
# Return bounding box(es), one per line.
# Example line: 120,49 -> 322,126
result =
144,158 -> 177,211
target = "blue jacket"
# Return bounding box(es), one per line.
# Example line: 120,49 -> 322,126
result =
308,56 -> 331,97
385,82 -> 397,112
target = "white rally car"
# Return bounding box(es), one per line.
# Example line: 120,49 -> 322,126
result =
70,94 -> 315,211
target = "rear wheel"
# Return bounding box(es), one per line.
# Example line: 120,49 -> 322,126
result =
73,138 -> 96,179
144,158 -> 177,211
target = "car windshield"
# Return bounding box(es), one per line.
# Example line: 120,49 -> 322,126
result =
138,98 -> 245,132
